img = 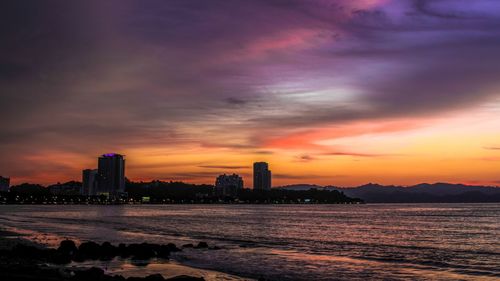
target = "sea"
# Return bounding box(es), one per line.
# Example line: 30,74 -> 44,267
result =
0,204 -> 498,280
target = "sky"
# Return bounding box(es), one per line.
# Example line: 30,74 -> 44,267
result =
1,0 -> 499,187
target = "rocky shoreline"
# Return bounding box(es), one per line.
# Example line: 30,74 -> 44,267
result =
0,237 -> 215,281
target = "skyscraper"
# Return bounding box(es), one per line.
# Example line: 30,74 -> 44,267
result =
97,153 -> 125,197
215,174 -> 244,198
0,176 -> 10,192
253,162 -> 271,191
81,169 -> 98,196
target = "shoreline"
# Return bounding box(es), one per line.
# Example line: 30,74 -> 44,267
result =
0,229 -> 254,281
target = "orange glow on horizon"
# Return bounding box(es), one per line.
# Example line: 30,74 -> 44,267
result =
7,106 -> 500,188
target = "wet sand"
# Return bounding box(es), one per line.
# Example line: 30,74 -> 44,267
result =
0,228 -> 253,281
0,229 -> 42,250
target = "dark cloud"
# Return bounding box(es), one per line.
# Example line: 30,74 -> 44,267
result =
295,155 -> 316,162
254,151 -> 274,155
413,0 -> 500,20
225,97 -> 248,105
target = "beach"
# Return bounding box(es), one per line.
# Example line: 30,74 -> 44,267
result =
0,229 -> 252,281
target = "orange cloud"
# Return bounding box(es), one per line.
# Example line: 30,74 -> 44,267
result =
265,118 -> 425,150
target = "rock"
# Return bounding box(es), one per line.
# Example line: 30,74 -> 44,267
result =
166,243 -> 181,252
127,277 -> 145,281
72,252 -> 85,262
128,243 -> 155,260
130,259 -> 151,267
118,243 -> 130,258
144,274 -> 166,281
12,244 -> 44,260
165,275 -> 205,281
78,241 -> 101,260
48,250 -> 72,264
127,274 -> 165,281
181,243 -> 193,248
57,240 -> 77,256
74,267 -> 105,280
194,242 -> 208,249
107,275 -> 127,281
0,264 -> 62,281
157,245 -> 170,259
100,242 -> 118,260
148,243 -> 163,256
108,275 -> 127,281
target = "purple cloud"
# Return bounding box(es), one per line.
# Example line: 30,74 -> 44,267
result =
1,0 -> 500,183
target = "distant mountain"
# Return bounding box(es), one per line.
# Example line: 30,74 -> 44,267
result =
277,183 -> 500,203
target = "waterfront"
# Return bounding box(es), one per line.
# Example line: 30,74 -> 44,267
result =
0,204 -> 499,280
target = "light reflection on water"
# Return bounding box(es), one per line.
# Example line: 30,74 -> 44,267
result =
0,204 -> 499,280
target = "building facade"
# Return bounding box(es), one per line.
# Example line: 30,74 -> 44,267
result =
253,162 -> 271,191
97,153 -> 126,197
215,174 -> 243,198
81,169 -> 98,196
0,176 -> 10,192
48,182 -> 81,195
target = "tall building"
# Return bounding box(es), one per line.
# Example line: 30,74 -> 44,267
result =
253,162 -> 271,191
0,176 -> 10,192
81,169 -> 98,196
215,174 -> 243,198
97,153 -> 125,196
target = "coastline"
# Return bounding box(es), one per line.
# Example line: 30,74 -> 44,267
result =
0,229 -> 43,250
0,228 -> 254,281
2,204 -> 498,280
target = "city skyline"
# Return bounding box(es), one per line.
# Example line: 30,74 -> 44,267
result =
1,1 -> 500,187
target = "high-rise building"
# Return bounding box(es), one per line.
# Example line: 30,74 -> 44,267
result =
215,174 -> 243,198
97,153 -> 125,196
253,162 -> 271,191
0,176 -> 10,192
81,169 -> 98,196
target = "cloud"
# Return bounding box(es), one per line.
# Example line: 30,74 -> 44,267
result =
1,0 -> 500,184
479,157 -> 500,162
198,165 -> 249,170
253,150 -> 274,155
295,154 -> 316,162
320,151 -> 399,158
273,174 -> 332,180
166,171 -> 251,182
225,97 -> 247,105
484,146 -> 500,150
414,0 -> 500,20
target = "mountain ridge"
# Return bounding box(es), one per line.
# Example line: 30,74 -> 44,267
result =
276,182 -> 500,203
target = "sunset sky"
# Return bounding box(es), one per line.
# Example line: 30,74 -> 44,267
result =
1,0 -> 499,187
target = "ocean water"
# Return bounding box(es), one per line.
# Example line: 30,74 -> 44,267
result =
0,204 -> 499,280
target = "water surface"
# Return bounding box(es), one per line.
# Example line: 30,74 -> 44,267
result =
0,204 -> 498,280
